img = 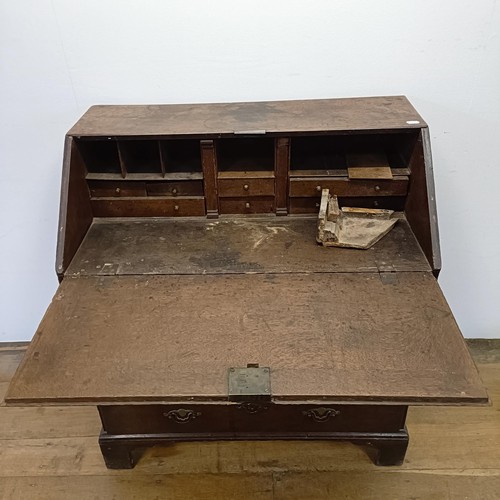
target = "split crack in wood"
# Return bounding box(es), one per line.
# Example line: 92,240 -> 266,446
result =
317,189 -> 398,249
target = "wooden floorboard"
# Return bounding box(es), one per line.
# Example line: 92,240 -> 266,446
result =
0,340 -> 498,499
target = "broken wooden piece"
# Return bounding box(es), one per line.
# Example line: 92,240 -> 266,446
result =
317,189 -> 398,249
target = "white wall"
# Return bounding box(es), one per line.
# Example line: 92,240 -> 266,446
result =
1,0 -> 499,341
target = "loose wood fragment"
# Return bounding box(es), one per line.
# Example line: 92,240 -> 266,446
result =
317,189 -> 398,249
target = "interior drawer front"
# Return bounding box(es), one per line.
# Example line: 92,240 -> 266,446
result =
99,404 -> 406,434
91,197 -> 206,217
88,180 -> 146,197
218,178 -> 275,197
146,180 -> 204,197
289,196 -> 407,214
289,178 -> 408,197
219,197 -> 275,214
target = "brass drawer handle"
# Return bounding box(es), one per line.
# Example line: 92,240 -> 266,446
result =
302,407 -> 340,422
164,408 -> 201,424
237,402 -> 269,414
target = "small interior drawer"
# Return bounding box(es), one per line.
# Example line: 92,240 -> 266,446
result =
146,180 -> 204,197
219,196 -> 275,214
218,177 -> 275,197
289,177 -> 408,197
91,197 -> 206,217
88,180 -> 146,197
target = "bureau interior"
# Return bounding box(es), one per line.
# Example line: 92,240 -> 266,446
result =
61,128 -> 435,277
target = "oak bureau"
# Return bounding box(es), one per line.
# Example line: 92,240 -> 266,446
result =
6,96 -> 488,468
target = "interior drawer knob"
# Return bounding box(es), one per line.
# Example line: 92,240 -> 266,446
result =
174,205 -> 179,211
243,184 -> 249,191
316,185 -> 322,191
245,202 -> 251,209
172,188 -> 178,195
115,187 -> 121,194
374,185 -> 381,192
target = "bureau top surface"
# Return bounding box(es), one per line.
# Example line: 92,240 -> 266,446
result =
68,96 -> 426,137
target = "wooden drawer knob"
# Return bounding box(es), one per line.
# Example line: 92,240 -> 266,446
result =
245,202 -> 250,209
172,188 -> 178,195
243,184 -> 249,191
374,185 -> 381,192
174,205 -> 179,211
115,187 -> 121,194
316,185 -> 322,192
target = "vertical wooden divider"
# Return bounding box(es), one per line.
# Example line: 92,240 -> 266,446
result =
275,137 -> 290,216
116,141 -> 128,179
200,139 -> 219,219
158,141 -> 167,178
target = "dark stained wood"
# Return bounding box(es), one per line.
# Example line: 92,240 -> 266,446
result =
88,180 -> 146,197
68,97 -> 426,137
289,196 -> 407,214
289,177 -> 408,197
218,178 -> 275,197
145,180 -> 204,197
55,136 -> 93,278
5,272 -> 487,405
91,197 -> 205,217
200,140 -> 219,218
275,137 -> 290,215
65,217 -> 430,276
99,404 -> 407,435
405,128 -> 441,273
219,197 -> 275,214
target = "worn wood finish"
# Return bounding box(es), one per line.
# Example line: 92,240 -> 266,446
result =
55,136 -> 93,278
91,197 -> 206,217
68,96 -> 426,137
1,341 -> 499,498
405,128 -> 441,273
65,217 -> 430,276
5,272 -> 487,405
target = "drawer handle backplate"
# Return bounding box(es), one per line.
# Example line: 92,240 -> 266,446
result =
302,407 -> 340,422
164,408 -> 201,424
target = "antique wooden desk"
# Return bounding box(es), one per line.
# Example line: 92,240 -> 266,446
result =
6,96 -> 487,469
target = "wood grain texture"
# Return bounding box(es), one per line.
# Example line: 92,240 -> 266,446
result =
65,216 -> 430,276
55,136 -> 93,277
0,343 -> 499,500
5,273 -> 486,405
68,96 -> 426,137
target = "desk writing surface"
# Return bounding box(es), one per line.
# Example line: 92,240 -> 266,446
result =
66,216 -> 430,276
6,271 -> 487,406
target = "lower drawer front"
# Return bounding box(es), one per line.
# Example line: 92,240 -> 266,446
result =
88,180 -> 147,197
91,197 -> 206,217
99,404 -> 406,435
219,197 -> 275,214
